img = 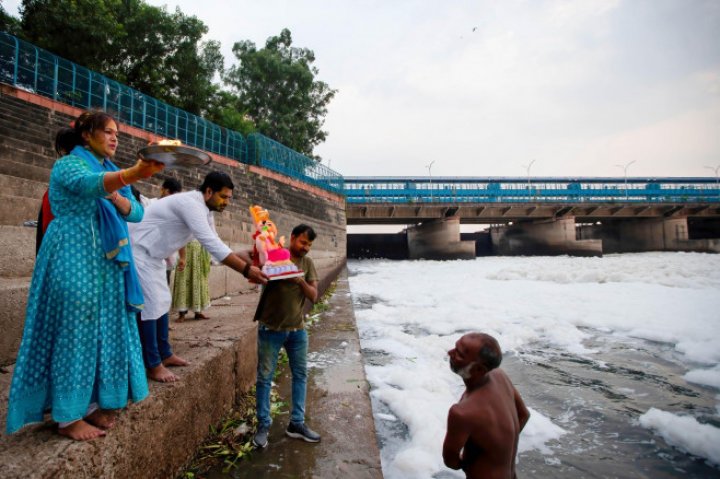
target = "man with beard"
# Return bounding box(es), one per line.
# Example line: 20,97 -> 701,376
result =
237,224 -> 320,449
130,171 -> 267,383
444,333 -> 530,479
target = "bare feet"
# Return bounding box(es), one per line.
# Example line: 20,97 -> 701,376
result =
176,312 -> 187,322
85,409 -> 118,429
194,312 -> 210,320
162,354 -> 190,367
148,364 -> 179,382
58,420 -> 106,441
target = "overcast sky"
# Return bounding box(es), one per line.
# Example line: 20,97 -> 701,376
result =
4,0 -> 720,178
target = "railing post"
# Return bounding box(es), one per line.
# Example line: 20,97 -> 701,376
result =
129,89 -> 134,126
102,78 -> 107,111
142,96 -> 146,129
87,70 -> 92,108
71,63 -> 77,107
33,47 -> 39,92
53,57 -> 59,100
12,36 -> 19,85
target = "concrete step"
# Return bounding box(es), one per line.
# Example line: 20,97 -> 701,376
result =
0,277 -> 30,366
0,143 -> 57,170
0,174 -> 48,200
0,107 -> 51,130
0,226 -> 37,278
0,134 -> 53,157
0,289 -> 260,476
0,194 -> 42,226
0,94 -> 55,118
0,123 -> 56,147
0,159 -> 51,184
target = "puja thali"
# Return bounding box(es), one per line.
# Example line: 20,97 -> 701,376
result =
137,144 -> 211,169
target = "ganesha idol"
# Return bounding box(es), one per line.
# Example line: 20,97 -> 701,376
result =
249,205 -> 304,280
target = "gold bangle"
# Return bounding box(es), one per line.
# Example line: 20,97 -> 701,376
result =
119,169 -> 129,186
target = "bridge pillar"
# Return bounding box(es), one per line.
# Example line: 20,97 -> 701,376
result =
578,218 -> 720,253
490,217 -> 602,257
406,217 -> 476,260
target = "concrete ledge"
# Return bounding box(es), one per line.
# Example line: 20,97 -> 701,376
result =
208,267 -> 382,478
0,291 -> 262,479
0,226 -> 36,278
0,264 -> 348,478
0,278 -> 29,367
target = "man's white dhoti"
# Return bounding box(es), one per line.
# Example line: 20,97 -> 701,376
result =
128,190 -> 232,320
133,247 -> 171,321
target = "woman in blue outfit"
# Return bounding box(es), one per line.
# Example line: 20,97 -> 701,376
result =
6,111 -> 164,440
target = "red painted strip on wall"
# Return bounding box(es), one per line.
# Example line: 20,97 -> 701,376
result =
1,83 -> 344,204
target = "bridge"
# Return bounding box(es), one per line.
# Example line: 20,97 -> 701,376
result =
343,177 -> 720,258
344,176 -> 720,224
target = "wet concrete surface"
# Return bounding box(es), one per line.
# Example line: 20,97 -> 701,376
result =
210,269 -> 383,479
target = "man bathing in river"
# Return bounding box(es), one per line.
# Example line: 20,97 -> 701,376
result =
443,333 -> 530,479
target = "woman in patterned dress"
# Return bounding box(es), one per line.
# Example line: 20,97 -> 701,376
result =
6,111 -> 164,440
172,239 -> 212,321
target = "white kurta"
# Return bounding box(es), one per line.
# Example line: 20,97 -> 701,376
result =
129,190 -> 232,320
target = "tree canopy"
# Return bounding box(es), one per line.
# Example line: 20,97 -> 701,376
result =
225,29 -> 336,158
17,0 -> 223,116
7,3 -> 335,158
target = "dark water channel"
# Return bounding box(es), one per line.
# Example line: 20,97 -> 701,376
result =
503,336 -> 719,479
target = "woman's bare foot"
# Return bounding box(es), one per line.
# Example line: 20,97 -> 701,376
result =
176,312 -> 187,322
148,364 -> 179,382
85,409 -> 118,429
58,420 -> 106,441
194,312 -> 210,320
162,354 -> 190,367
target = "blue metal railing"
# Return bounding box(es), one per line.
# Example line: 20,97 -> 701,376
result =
246,134 -> 344,192
0,32 -> 344,194
343,177 -> 720,204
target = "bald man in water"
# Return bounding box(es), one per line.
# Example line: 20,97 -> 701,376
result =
443,333 -> 530,479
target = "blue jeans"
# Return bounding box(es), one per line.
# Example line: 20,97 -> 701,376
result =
137,313 -> 172,368
256,325 -> 308,428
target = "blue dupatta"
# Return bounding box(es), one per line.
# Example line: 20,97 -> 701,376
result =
71,146 -> 144,312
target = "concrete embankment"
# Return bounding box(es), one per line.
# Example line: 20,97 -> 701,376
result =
221,269 -> 383,479
0,264 -> 382,478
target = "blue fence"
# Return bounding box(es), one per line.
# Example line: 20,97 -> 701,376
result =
0,32 -> 344,194
344,177 -> 720,203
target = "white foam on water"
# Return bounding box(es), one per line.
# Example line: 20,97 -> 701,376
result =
638,408 -> 720,465
349,253 -> 720,478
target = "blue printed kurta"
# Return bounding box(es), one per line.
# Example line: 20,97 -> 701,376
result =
5,154 -> 149,433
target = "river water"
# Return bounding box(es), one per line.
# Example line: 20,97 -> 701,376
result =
347,253 -> 720,479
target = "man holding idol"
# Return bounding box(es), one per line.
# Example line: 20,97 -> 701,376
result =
130,170 -> 267,383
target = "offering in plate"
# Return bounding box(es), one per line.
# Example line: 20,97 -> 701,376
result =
138,139 -> 211,169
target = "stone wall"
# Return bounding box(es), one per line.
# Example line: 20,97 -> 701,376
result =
0,84 -> 347,365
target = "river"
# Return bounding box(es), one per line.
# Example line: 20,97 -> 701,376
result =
347,253 -> 720,479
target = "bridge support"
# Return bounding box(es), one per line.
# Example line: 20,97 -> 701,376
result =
578,218 -> 720,253
407,217 -> 476,260
490,217 -> 602,257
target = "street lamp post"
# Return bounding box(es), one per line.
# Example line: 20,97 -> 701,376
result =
521,159 -> 536,199
705,164 -> 720,200
615,160 -> 636,201
426,160 -> 435,202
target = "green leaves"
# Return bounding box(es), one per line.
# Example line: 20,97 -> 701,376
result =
225,28 -> 336,158
17,0 -> 222,116
13,3 -> 335,157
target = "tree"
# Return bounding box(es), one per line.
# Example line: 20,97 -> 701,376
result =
17,0 -> 222,116
0,1 -> 20,34
205,90 -> 256,136
224,28 -> 336,158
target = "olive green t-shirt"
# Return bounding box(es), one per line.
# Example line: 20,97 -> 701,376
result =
254,255 -> 319,331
